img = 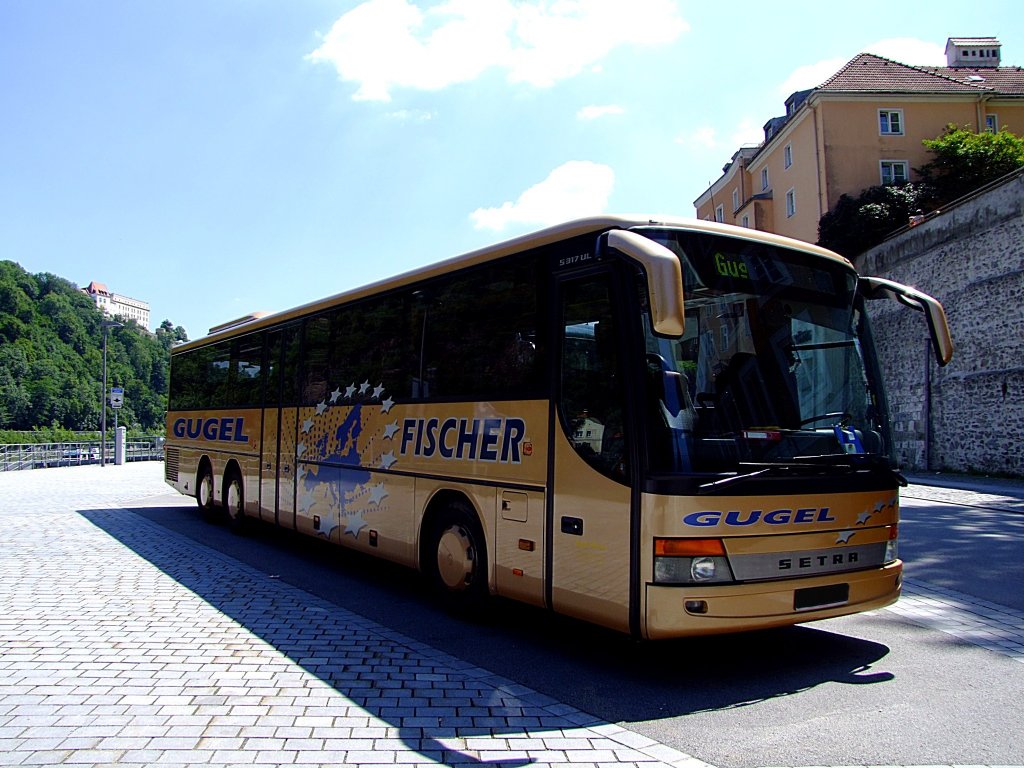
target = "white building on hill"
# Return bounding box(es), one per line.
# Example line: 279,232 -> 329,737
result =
82,281 -> 150,330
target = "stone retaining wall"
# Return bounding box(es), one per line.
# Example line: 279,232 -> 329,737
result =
856,169 -> 1024,476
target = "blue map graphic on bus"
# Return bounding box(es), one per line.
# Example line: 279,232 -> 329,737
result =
302,402 -> 374,538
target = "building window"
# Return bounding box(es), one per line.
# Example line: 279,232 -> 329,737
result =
880,160 -> 909,185
986,114 -> 999,133
732,188 -> 739,211
741,214 -> 750,228
784,144 -> 793,169
715,204 -> 724,223
785,188 -> 796,218
760,168 -> 769,191
879,109 -> 904,136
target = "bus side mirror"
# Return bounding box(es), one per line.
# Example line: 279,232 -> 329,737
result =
859,276 -> 953,366
605,230 -> 685,337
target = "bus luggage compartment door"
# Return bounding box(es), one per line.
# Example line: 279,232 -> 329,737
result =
494,489 -> 545,608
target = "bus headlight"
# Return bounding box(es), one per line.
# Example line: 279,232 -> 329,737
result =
654,539 -> 735,584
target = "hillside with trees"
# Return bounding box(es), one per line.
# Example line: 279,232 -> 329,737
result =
0,260 -> 187,439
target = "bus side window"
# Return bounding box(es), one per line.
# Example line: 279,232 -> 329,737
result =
559,276 -> 628,480
301,316 -> 330,405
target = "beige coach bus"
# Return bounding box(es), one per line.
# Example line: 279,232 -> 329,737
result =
164,216 -> 952,639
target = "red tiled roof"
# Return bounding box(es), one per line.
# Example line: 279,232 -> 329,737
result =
922,66 -> 1024,94
84,281 -> 110,296
817,53 -> 1024,96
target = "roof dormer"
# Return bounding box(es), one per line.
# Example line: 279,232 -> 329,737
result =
945,37 -> 1001,68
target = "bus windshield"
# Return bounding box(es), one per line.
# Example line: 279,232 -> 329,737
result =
637,228 -> 893,475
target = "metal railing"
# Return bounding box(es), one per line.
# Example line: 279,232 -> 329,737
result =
0,438 -> 164,472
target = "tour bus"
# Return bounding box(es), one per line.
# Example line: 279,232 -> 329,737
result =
164,216 -> 952,639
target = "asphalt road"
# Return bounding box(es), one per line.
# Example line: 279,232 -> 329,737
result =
126,487 -> 1024,768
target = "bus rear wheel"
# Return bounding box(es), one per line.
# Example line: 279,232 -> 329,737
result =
426,503 -> 488,610
224,470 -> 247,534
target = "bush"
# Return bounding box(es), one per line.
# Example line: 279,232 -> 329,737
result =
918,124 -> 1024,202
817,183 -> 935,258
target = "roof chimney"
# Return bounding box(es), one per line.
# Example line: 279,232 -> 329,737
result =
945,37 -> 1001,68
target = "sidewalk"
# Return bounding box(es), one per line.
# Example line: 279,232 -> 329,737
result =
904,470 -> 1024,513
0,463 -> 710,768
1,462 -> 1020,768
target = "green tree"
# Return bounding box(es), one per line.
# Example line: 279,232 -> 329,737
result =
817,125 -> 1024,259
917,124 -> 1024,203
817,182 -> 935,258
0,260 -> 183,436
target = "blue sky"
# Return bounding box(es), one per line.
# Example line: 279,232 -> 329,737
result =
3,1 -> 1022,340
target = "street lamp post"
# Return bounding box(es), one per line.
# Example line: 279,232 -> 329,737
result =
100,320 -> 123,467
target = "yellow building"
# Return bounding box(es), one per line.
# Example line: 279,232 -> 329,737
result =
694,37 -> 1024,244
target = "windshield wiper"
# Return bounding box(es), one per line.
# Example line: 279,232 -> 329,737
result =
697,455 -> 906,495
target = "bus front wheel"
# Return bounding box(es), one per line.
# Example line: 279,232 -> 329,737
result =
426,503 -> 488,610
197,465 -> 218,522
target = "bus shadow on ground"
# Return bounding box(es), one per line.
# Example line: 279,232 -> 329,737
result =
81,504 -> 894,760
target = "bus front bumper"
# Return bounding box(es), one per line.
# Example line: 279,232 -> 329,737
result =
643,561 -> 902,639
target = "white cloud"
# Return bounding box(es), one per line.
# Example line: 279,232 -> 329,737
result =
308,0 -> 688,101
728,117 -> 763,148
577,104 -> 625,120
386,109 -> 435,123
470,160 -> 614,231
864,37 -> 946,66
676,125 -> 718,150
777,37 -> 947,95
777,57 -> 847,96
677,117 -> 761,153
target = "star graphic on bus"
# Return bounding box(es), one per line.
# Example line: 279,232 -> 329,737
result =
296,442 -> 307,458
330,387 -> 342,403
316,401 -> 328,416
345,383 -> 356,399
380,452 -> 397,470
345,512 -> 367,538
298,487 -> 316,515
317,520 -> 338,538
381,397 -> 395,414
383,421 -> 400,439
836,530 -> 856,544
368,482 -> 388,506
359,380 -> 370,394
301,418 -> 314,434
856,511 -> 872,525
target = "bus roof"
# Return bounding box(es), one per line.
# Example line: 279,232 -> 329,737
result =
175,215 -> 852,353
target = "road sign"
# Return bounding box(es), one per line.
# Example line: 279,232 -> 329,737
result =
110,387 -> 124,409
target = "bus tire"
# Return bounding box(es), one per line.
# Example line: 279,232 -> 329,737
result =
425,502 -> 488,610
224,469 -> 247,534
197,464 -> 218,522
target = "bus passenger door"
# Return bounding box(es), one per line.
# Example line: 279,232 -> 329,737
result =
259,326 -> 299,528
549,271 -> 636,635
259,407 -> 279,523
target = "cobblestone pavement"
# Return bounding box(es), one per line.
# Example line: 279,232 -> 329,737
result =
897,474 -> 1024,664
0,463 -> 710,768
1,462 -> 1021,768
903,472 -> 1024,515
